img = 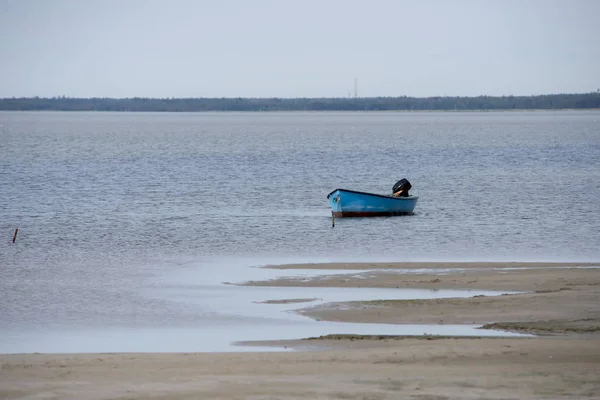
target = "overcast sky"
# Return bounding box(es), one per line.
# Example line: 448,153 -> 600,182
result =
1,0 -> 598,98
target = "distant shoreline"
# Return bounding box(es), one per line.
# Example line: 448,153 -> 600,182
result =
1,108 -> 599,113
1,92 -> 599,112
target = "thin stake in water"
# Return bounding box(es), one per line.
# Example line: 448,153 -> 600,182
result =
12,228 -> 18,243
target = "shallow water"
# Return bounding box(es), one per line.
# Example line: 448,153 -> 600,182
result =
1,110 -> 598,352
0,263 -> 527,354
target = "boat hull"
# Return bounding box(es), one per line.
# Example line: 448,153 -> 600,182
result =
327,189 -> 418,217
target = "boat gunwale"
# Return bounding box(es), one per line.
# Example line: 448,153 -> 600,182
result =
333,211 -> 415,217
326,188 -> 419,201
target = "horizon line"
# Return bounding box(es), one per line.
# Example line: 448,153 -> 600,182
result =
2,91 -> 600,100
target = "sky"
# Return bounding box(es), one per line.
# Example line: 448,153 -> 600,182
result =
0,0 -> 599,98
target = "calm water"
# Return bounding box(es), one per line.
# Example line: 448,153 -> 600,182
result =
1,110 -> 599,352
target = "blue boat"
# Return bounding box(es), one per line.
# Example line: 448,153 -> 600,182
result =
327,179 -> 418,217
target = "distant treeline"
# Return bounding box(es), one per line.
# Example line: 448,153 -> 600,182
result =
1,92 -> 599,111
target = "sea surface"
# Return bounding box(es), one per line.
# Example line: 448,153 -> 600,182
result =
1,110 -> 599,352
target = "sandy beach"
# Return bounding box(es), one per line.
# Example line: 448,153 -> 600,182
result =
1,262 -> 599,399
246,262 -> 600,333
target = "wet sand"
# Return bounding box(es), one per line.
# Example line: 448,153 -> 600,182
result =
264,261 -> 597,271
254,297 -> 320,305
2,262 -> 599,399
245,262 -> 600,333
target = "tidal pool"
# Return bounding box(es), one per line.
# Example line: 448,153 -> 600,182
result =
0,260 -> 533,354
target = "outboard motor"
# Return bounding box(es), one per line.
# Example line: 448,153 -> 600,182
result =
392,178 -> 412,197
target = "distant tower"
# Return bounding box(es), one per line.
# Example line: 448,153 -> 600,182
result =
354,78 -> 358,98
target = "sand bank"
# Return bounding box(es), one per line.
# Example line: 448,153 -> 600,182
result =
2,262 -> 599,399
264,261 -> 596,271
243,262 -> 600,335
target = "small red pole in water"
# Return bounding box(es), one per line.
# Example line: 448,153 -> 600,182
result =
12,228 -> 18,243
